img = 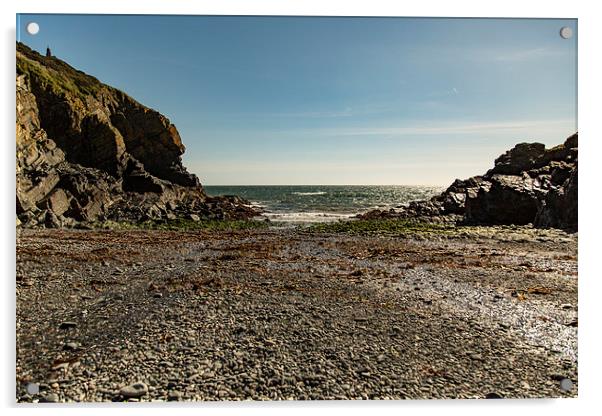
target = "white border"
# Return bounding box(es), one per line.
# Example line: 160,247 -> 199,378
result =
3,0 -> 584,18
2,1 -> 599,416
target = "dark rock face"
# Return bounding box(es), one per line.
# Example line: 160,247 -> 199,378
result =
359,133 -> 578,231
17,42 -> 195,184
488,143 -> 547,175
16,42 -> 258,228
464,174 -> 547,225
535,167 -> 578,230
467,135 -> 577,230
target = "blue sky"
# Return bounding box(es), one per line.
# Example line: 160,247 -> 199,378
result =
17,15 -> 577,185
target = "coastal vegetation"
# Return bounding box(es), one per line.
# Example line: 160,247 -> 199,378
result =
95,218 -> 269,232
306,219 -> 455,236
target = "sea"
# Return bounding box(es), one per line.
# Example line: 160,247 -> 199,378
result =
204,185 -> 443,223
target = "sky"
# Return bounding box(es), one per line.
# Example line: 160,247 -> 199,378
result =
17,15 -> 577,185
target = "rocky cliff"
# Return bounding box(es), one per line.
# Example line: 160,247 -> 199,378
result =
360,133 -> 578,232
16,42 -> 257,228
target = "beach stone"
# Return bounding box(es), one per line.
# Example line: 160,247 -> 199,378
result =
58,321 -> 77,330
40,392 -> 60,403
560,378 -> 574,391
119,382 -> 148,398
168,390 -> 183,401
63,342 -> 79,351
26,383 -> 40,395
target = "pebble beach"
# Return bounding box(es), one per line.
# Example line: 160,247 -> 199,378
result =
16,224 -> 577,402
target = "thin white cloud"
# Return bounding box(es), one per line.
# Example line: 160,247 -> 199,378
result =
188,118 -> 577,185
267,103 -> 393,119
316,119 -> 575,138
426,88 -> 460,98
272,107 -> 354,119
493,47 -> 567,62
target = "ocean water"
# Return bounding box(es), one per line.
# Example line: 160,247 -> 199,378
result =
204,185 -> 443,223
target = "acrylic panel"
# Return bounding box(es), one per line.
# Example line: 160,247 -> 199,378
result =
16,14 -> 577,402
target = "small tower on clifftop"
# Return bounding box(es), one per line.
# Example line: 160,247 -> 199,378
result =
46,46 -> 52,57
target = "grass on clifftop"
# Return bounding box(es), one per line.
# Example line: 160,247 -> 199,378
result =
96,218 -> 269,232
17,42 -> 103,98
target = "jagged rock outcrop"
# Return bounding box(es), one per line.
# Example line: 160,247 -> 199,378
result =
359,133 -> 578,231
464,134 -> 577,230
16,42 -> 258,228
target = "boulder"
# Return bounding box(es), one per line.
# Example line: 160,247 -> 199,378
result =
437,177 -> 484,215
44,188 -> 72,216
43,210 -> 61,228
17,170 -> 60,213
